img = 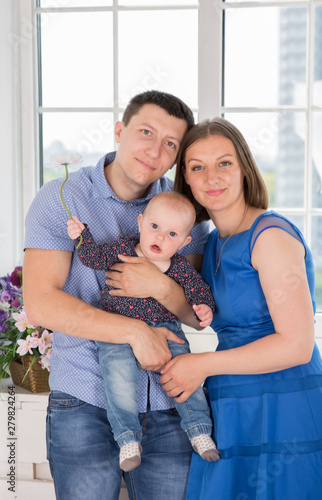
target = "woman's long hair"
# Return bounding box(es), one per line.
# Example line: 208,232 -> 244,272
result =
174,117 -> 269,223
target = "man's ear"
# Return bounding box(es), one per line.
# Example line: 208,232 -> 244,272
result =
137,214 -> 143,232
114,121 -> 124,144
179,235 -> 192,250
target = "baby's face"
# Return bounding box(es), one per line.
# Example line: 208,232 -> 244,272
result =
137,204 -> 192,263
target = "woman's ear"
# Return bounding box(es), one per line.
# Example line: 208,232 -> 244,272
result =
137,214 -> 143,232
182,166 -> 190,185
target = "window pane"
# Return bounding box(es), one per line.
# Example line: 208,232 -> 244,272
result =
311,216 -> 322,312
224,7 -> 307,107
225,0 -> 303,3
312,112 -> 322,208
42,112 -> 114,183
40,12 -> 113,107
118,9 -> 198,109
40,1 -> 112,6
225,112 -> 305,208
314,6 -> 322,106
119,0 -> 197,4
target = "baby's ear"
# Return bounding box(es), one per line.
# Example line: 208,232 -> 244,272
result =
137,214 -> 143,232
179,235 -> 192,250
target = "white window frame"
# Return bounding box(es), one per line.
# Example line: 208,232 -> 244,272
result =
15,0 -> 322,338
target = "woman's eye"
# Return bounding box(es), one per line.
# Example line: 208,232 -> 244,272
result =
191,165 -> 203,171
219,161 -> 231,167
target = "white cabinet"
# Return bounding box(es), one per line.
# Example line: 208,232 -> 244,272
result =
0,379 -> 129,500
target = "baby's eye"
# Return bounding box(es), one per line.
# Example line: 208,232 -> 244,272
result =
169,231 -> 177,237
151,223 -> 158,229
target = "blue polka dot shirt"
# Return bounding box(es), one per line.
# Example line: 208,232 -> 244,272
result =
24,152 -> 210,411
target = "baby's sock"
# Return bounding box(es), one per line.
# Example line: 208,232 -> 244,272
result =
190,434 -> 220,462
119,441 -> 142,471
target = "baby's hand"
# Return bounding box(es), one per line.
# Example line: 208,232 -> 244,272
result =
192,304 -> 213,328
67,216 -> 85,240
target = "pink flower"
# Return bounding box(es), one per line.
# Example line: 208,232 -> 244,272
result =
39,355 -> 51,371
17,335 -> 39,356
12,309 -> 35,332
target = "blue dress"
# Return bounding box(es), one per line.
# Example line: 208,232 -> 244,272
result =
187,211 -> 322,500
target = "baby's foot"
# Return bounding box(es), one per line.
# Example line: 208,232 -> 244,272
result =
191,434 -> 220,462
119,441 -> 142,471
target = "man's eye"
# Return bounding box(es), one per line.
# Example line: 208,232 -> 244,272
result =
166,141 -> 175,148
142,129 -> 151,136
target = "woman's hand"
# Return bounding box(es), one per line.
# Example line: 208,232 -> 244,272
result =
160,353 -> 208,403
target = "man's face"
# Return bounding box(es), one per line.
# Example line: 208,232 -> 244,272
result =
114,104 -> 188,195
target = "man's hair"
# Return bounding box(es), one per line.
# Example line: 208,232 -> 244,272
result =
122,90 -> 195,131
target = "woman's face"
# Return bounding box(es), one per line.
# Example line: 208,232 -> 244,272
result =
183,135 -> 245,217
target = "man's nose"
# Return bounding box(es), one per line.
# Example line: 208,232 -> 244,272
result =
146,139 -> 162,158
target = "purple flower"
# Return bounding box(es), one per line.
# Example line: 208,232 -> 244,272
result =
1,291 -> 11,302
0,310 -> 9,333
10,267 -> 22,288
11,298 -> 21,309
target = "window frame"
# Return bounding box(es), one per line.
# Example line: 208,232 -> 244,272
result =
18,0 -> 322,335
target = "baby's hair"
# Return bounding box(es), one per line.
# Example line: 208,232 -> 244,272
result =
145,192 -> 197,233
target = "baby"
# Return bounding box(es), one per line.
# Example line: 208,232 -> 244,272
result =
67,191 -> 219,471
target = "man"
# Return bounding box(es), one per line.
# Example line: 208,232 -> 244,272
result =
23,91 -> 210,500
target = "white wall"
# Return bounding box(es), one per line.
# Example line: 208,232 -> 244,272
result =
0,1 -> 21,275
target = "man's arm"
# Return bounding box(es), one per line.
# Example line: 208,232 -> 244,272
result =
23,248 -> 184,370
106,254 -> 205,328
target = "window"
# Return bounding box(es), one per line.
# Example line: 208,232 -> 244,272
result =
20,0 -> 322,322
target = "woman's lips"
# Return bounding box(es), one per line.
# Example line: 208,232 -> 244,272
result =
206,188 -> 226,197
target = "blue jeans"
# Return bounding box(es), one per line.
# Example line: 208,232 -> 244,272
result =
46,391 -> 192,500
96,320 -> 213,447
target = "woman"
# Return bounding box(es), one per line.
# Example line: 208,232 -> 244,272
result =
160,117 -> 322,499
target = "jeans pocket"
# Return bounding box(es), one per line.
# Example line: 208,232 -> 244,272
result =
49,391 -> 88,411
167,407 -> 179,417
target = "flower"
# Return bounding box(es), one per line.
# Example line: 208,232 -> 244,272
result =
12,309 -> 35,332
0,266 -> 53,386
46,152 -> 83,249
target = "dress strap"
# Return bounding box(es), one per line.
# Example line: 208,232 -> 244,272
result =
250,214 -> 303,255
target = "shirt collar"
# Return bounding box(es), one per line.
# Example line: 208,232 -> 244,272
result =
93,151 -> 165,205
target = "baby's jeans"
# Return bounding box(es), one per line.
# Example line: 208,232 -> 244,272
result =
96,320 -> 212,447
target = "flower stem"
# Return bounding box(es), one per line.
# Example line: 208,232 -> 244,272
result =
60,164 -> 82,249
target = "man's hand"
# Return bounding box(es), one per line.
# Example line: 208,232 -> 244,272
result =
131,324 -> 185,371
106,255 -> 167,299
193,304 -> 213,328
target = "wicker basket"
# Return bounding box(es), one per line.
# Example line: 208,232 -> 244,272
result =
9,354 -> 50,393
